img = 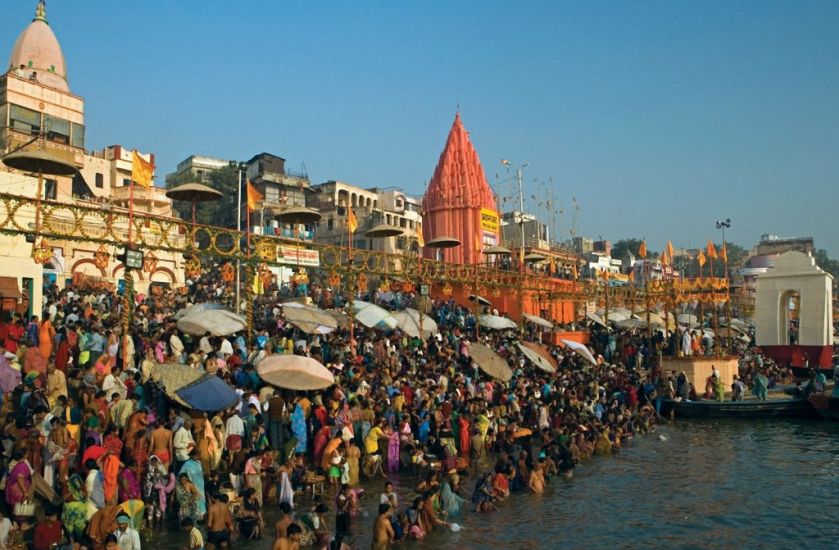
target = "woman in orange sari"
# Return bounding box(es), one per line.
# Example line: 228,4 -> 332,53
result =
39,314 -> 56,360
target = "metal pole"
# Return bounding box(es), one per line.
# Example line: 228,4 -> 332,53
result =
517,165 -> 526,329
236,168 -> 242,313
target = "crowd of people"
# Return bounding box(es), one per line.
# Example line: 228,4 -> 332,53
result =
0,264 -> 820,550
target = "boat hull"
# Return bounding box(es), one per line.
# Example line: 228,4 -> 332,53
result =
808,395 -> 839,420
662,398 -> 815,419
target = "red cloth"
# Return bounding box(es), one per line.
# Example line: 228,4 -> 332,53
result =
82,444 -> 106,466
32,519 -> 62,550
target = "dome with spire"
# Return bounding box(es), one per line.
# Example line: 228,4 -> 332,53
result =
8,1 -> 69,92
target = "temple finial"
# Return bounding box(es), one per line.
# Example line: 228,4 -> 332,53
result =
35,1 -> 46,22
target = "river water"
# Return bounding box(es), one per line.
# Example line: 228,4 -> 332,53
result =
157,419 -> 839,549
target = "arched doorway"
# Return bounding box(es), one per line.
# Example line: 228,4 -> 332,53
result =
778,289 -> 800,345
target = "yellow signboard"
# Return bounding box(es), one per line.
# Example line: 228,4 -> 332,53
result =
480,208 -> 499,233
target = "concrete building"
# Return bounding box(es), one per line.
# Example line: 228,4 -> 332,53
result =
501,211 -> 549,250
165,155 -> 231,185
308,180 -> 423,255
0,2 -> 182,317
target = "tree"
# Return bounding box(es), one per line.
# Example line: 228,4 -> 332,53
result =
167,166 -> 240,229
611,239 -> 646,263
814,249 -> 839,281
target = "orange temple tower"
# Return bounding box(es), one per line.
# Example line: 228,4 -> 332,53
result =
422,113 -> 500,265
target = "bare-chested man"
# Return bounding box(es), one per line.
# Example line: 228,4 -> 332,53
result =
372,503 -> 395,550
150,421 -> 173,469
529,461 -> 545,494
275,501 -> 293,539
206,493 -> 234,550
272,522 -> 302,550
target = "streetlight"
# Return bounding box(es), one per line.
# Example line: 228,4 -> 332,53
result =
715,218 -> 731,355
501,159 -> 528,328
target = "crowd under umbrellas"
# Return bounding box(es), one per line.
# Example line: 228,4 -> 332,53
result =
0,264 -> 678,550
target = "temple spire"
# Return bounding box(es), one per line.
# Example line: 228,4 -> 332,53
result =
35,1 -> 46,23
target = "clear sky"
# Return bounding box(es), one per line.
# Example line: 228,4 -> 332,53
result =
3,1 -> 838,256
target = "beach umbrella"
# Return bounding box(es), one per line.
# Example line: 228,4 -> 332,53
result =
325,309 -> 351,329
165,182 -> 223,224
482,245 -> 511,255
645,312 -> 666,327
468,343 -> 513,382
391,308 -> 438,338
517,341 -> 557,373
523,253 -> 547,263
151,364 -> 204,406
522,313 -> 553,329
586,312 -> 608,329
425,236 -> 461,249
257,355 -> 335,390
615,318 -> 647,330
175,374 -> 240,412
274,206 -> 322,225
352,300 -> 398,330
478,314 -> 518,331
364,224 -> 403,238
281,303 -> 338,335
606,311 -> 631,322
611,307 -> 633,318
468,295 -> 493,307
177,309 -> 246,336
560,339 -> 598,366
728,318 -> 749,331
173,302 -> 225,320
677,313 -> 698,325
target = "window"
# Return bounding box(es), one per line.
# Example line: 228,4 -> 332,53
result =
9,104 -> 41,135
44,179 -> 57,200
327,218 -> 334,230
44,115 -> 70,145
95,173 -> 104,188
122,178 -> 130,187
70,122 -> 84,149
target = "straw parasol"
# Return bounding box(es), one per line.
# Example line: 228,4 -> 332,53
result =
258,355 -> 335,391
468,342 -> 513,382
275,206 -> 322,225
281,303 -> 338,334
522,313 -> 553,329
615,318 -> 648,330
517,341 -> 557,373
165,182 -> 223,224
523,253 -> 547,263
483,245 -> 512,255
2,148 -> 77,176
150,363 -> 204,406
425,236 -> 461,249
364,224 -> 403,238
478,314 -> 518,331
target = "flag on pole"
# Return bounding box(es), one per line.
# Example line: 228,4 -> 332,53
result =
666,240 -> 674,262
246,181 -> 263,212
347,208 -> 358,234
416,224 -> 424,247
628,269 -> 635,282
638,240 -> 647,258
706,239 -> 717,260
131,151 -> 154,187
698,250 -> 707,267
720,242 -> 728,263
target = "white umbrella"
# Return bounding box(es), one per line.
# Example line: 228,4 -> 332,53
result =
522,313 -> 553,329
352,300 -> 398,330
281,303 -> 338,335
469,343 -> 513,382
173,302 -> 224,320
478,314 -> 518,331
258,355 -> 335,390
677,313 -> 698,324
604,310 -> 631,322
517,342 -> 557,373
560,339 -> 598,366
468,294 -> 493,306
615,318 -> 647,330
391,308 -> 438,338
177,309 -> 246,336
586,312 -> 608,328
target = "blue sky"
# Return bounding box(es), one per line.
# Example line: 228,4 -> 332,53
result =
4,1 -> 838,256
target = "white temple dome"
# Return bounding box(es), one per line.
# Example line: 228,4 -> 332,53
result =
8,2 -> 69,92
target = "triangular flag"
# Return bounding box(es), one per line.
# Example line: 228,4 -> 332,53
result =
698,250 -> 707,267
706,239 -> 717,260
638,240 -> 647,258
347,208 -> 358,234
720,242 -> 728,263
131,151 -> 153,188
246,181 -> 263,212
666,241 -> 674,262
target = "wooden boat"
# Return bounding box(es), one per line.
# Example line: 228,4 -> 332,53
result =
660,397 -> 815,419
807,394 -> 839,420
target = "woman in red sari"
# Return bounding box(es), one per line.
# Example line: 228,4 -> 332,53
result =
54,331 -> 71,374
458,413 -> 471,459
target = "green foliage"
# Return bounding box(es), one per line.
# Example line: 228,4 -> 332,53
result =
167,166 -> 240,229
813,249 -> 839,282
611,239 -> 652,262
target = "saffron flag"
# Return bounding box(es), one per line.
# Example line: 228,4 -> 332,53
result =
246,181 -> 263,212
720,242 -> 728,263
417,224 -> 424,247
131,151 -> 153,188
698,250 -> 707,267
638,240 -> 647,258
628,269 -> 635,282
666,241 -> 674,262
706,239 -> 717,260
347,208 -> 358,234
